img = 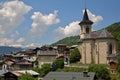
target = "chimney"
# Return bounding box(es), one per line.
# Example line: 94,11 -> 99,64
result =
83,72 -> 89,77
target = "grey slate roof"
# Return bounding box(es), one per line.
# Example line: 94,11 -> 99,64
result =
43,72 -> 95,80
85,29 -> 114,39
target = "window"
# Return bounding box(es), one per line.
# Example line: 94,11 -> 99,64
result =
86,27 -> 89,34
109,44 -> 112,54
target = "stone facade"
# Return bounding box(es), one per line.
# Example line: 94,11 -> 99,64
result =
37,49 -> 57,68
78,38 -> 117,64
37,45 -> 71,67
78,9 -> 118,64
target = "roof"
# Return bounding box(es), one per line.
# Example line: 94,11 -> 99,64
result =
5,60 -> 14,65
10,70 -> 39,76
0,70 -> 8,76
79,9 -> 93,25
43,72 -> 95,80
37,50 -> 57,56
38,53 -> 57,56
16,60 -> 32,65
84,29 -> 114,39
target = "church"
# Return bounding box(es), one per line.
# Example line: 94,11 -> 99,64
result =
78,9 -> 118,64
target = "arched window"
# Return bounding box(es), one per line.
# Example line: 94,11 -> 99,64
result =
86,27 -> 89,34
109,44 -> 112,54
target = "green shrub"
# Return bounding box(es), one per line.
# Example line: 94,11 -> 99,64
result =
88,64 -> 110,80
53,58 -> 64,69
70,48 -> 81,63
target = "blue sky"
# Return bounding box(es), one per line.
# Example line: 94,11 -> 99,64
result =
0,0 -> 120,48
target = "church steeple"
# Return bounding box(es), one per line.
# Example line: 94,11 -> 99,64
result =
79,9 -> 93,25
79,9 -> 93,39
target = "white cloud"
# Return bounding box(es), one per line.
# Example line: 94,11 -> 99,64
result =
24,43 -> 41,48
0,38 -> 14,46
28,10 -> 60,38
17,38 -> 25,43
0,1 -> 32,47
86,9 -> 103,24
0,37 -> 22,47
53,21 -> 80,40
0,37 -> 41,48
0,0 -> 32,36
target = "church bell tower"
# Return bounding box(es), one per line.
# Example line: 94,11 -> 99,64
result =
79,9 -> 93,39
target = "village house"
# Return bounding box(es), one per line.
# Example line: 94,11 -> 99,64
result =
37,45 -> 72,67
57,44 -> 70,65
37,46 -> 57,67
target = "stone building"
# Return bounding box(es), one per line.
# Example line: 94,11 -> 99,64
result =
78,9 -> 118,64
37,46 -> 57,68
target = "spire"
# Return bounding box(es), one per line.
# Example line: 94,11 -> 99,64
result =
79,9 -> 93,25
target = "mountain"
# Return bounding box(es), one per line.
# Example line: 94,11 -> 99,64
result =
51,35 -> 80,46
0,46 -> 23,54
51,22 -> 120,51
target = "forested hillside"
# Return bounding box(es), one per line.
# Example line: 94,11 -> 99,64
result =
51,35 -> 80,46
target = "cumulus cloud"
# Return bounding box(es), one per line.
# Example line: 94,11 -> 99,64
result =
53,21 -> 80,40
86,9 -> 103,24
0,0 -> 32,36
28,10 -> 60,38
0,0 -> 32,47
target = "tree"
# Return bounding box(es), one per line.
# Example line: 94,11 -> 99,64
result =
117,55 -> 120,73
53,58 -> 64,69
31,67 -> 41,74
18,73 -> 36,80
39,64 -> 51,77
88,64 -> 110,80
70,48 -> 81,63
51,62 -> 57,71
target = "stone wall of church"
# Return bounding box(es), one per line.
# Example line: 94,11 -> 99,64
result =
97,41 -> 107,64
85,42 -> 92,64
78,41 -> 92,64
78,38 -> 117,64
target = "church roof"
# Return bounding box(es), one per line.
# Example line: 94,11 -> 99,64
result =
85,29 -> 114,39
79,9 -> 93,25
